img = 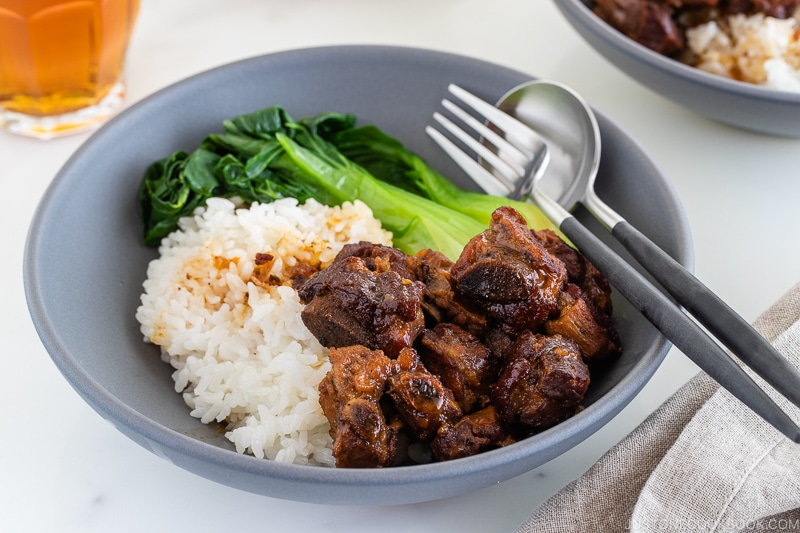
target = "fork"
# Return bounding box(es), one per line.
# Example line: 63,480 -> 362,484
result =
426,84 -> 800,443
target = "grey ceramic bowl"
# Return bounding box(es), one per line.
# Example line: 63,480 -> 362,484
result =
553,0 -> 800,137
24,45 -> 692,506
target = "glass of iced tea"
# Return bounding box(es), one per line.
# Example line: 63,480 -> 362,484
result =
0,0 -> 140,139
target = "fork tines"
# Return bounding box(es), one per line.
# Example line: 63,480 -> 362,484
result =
426,84 -> 549,200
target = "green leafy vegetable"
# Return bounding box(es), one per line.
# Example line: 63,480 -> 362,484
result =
328,125 -> 554,231
137,105 -> 555,259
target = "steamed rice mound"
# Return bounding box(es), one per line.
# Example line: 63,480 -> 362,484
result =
135,197 -> 392,466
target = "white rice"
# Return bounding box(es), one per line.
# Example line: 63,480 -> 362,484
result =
135,197 -> 392,466
686,10 -> 800,91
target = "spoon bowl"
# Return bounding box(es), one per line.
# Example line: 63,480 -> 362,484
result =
495,80 -> 601,218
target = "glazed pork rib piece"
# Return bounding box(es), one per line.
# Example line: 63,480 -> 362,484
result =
418,323 -> 498,413
318,345 -> 399,468
449,206 -> 567,334
492,332 -> 591,431
431,406 -> 513,461
414,248 -> 489,337
591,0 -> 686,55
298,243 -> 427,358
386,347 -> 463,441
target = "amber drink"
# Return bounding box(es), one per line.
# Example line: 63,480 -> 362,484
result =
0,0 -> 139,138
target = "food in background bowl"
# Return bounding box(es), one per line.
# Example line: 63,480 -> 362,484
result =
590,0 -> 800,90
686,11 -> 800,90
553,0 -> 800,136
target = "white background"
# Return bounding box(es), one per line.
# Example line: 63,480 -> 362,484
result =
4,1 -> 800,531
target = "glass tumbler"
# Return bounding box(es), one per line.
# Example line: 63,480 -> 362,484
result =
0,0 -> 140,139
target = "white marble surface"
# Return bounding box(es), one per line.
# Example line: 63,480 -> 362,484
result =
4,1 -> 800,531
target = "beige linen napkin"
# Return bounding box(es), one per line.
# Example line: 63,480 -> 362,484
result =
517,283 -> 800,533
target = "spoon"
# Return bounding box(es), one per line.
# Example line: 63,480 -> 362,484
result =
495,79 -> 800,412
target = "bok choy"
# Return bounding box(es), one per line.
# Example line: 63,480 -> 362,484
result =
138,105 -> 554,259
